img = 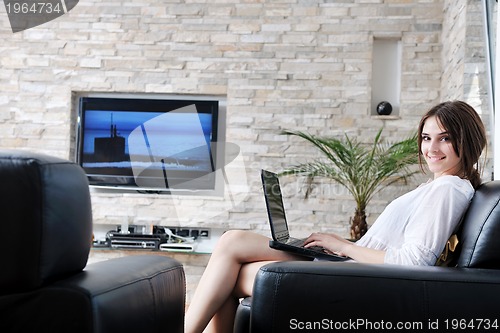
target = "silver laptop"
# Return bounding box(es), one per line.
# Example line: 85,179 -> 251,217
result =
261,169 -> 348,261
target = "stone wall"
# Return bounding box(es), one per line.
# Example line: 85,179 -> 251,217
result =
441,0 -> 468,101
441,0 -> 490,107
441,0 -> 492,178
0,0 -> 491,239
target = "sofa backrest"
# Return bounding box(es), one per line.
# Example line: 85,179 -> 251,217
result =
0,151 -> 93,295
456,180 -> 500,269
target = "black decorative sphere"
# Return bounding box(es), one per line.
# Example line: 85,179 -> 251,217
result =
376,101 -> 393,116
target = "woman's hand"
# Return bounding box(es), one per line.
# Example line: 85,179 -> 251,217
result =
303,232 -> 353,257
304,232 -> 386,263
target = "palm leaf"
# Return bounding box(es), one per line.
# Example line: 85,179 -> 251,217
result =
281,129 -> 419,215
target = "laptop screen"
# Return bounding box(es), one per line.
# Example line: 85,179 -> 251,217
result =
261,170 -> 289,240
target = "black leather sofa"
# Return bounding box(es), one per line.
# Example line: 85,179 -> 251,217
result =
0,151 -> 186,333
234,180 -> 500,333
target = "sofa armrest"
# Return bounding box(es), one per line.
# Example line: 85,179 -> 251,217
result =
67,255 -> 185,333
0,255 -> 185,333
250,261 -> 500,333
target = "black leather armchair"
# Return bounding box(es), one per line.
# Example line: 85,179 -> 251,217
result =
0,151 -> 185,333
235,181 -> 500,333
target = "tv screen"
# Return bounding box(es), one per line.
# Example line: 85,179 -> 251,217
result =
76,97 -> 220,192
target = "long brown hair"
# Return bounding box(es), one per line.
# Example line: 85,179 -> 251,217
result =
417,101 -> 487,189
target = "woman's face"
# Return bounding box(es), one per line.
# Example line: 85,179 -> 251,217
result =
420,116 -> 462,179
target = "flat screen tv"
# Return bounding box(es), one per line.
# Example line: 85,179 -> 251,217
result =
76,96 -> 220,192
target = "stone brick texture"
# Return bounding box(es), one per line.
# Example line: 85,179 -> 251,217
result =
0,0 -> 492,238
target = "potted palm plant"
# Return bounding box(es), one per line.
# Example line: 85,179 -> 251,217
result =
281,128 -> 419,240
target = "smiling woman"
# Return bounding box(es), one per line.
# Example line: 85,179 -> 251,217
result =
417,100 -> 487,188
185,100 -> 488,333
421,117 -> 462,178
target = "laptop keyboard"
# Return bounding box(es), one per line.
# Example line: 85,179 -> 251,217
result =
287,237 -> 326,253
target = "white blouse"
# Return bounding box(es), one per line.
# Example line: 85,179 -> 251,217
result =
355,175 -> 474,266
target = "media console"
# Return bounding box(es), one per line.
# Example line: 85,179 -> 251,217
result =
93,225 -> 211,253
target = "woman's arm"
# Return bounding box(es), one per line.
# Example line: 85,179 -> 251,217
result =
304,233 -> 386,264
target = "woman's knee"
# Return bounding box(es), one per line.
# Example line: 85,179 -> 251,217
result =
220,229 -> 248,242
213,230 -> 262,259
213,230 -> 246,255
217,230 -> 247,249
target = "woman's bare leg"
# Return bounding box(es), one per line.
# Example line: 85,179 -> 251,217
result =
203,292 -> 239,333
203,260 -> 274,333
185,230 -> 304,333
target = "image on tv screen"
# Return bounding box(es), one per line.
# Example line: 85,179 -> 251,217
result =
79,99 -> 217,190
